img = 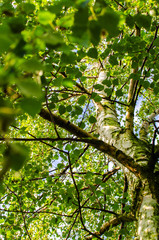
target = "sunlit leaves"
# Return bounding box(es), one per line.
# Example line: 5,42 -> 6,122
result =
0,0 -> 158,239
56,13 -> 74,28
38,11 -> 56,25
62,79 -> 74,88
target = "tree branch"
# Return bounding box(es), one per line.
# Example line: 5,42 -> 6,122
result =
85,213 -> 136,239
125,26 -> 140,132
154,144 -> 159,158
39,109 -> 144,177
0,208 -> 72,217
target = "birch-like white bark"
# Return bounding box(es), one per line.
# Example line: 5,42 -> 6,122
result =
140,109 -> 159,142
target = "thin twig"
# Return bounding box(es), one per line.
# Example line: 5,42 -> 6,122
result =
66,213 -> 79,240
5,185 -> 32,240
67,152 -> 104,240
112,0 -> 127,10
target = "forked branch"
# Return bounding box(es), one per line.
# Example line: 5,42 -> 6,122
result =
40,109 -> 145,177
85,213 -> 136,239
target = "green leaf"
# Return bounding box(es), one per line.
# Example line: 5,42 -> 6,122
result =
19,98 -> 42,117
113,78 -> 119,85
104,88 -> 112,96
72,7 -> 88,38
100,48 -> 111,59
102,79 -> 112,87
19,3 -> 35,15
116,89 -> 123,97
126,15 -> 134,28
66,105 -> 72,112
0,182 -> 5,194
57,163 -> 65,169
5,143 -> 30,171
154,86 -> 159,95
94,84 -> 104,91
41,32 -> 64,48
109,55 -> 118,66
53,76 -> 63,87
89,21 -> 101,45
62,79 -> 74,88
78,95 -> 86,105
74,7 -> 88,27
142,81 -> 150,89
38,11 -> 56,25
0,24 -> 12,54
19,58 -> 43,72
154,38 -> 159,47
94,95 -> 102,102
17,79 -> 42,98
89,116 -> 97,123
59,105 -> 66,115
0,35 -> 12,54
134,14 -> 152,30
61,52 -> 77,65
98,8 -> 120,37
95,177 -> 102,184
91,92 -> 102,102
87,48 -> 98,59
65,144 -> 72,151
56,14 -> 74,28
8,16 -> 26,33
74,106 -> 83,115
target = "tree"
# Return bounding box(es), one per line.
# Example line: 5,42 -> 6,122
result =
0,0 -> 159,239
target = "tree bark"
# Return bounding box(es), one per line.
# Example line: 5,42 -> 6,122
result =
136,189 -> 159,239
95,97 -> 159,239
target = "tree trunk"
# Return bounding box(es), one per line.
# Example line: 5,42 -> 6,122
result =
136,189 -> 159,240
95,88 -> 159,239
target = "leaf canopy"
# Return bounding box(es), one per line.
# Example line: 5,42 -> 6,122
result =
0,0 -> 159,239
